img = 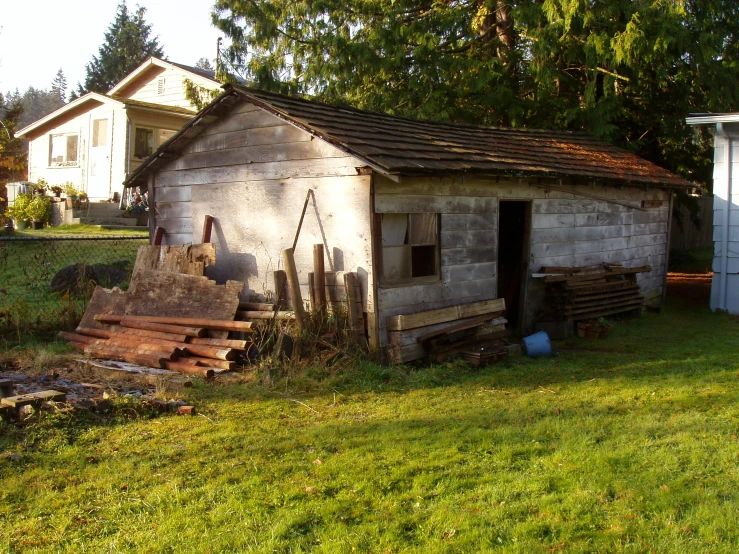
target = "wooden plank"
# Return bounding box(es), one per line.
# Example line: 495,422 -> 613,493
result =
440,230 -> 494,249
78,286 -> 128,331
344,272 -> 364,344
375,194 -> 497,214
441,262 -> 497,283
567,297 -> 644,316
274,270 -> 288,309
174,140 -> 348,171
379,278 -> 497,310
157,185 -> 192,203
119,319 -> 206,338
157,202 -> 192,219
1,390 -> 66,408
570,302 -> 644,321
186,125 -> 310,153
152,226 -> 165,246
441,247 -> 497,266
441,213 -> 498,231
282,248 -> 306,329
388,313 -> 501,348
112,326 -> 189,342
96,314 -> 253,333
313,244 -> 327,315
202,215 -> 214,243
387,343 -> 427,364
238,302 -> 274,311
126,271 -> 243,324
387,298 -> 505,331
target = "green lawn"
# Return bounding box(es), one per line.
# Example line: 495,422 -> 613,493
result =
0,232 -> 147,329
13,223 -> 148,237
2,299 -> 738,552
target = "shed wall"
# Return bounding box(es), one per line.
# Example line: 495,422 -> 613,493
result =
374,175 -> 669,346
151,101 -> 375,316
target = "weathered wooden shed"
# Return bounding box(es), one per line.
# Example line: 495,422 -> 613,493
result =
124,85 -> 691,358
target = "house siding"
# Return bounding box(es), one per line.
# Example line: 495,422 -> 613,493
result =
151,100 -> 376,320
124,66 -> 219,109
710,134 -> 739,313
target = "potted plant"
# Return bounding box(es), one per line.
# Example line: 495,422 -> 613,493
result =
50,185 -> 63,198
7,192 -> 31,229
31,178 -> 48,197
63,182 -> 78,208
77,191 -> 89,209
125,190 -> 148,226
28,195 -> 51,229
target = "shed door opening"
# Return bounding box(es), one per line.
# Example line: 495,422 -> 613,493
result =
497,201 -> 531,329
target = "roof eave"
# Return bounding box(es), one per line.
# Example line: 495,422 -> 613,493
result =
686,114 -> 739,125
16,92 -> 119,138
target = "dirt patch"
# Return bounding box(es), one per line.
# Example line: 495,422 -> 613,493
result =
666,272 -> 712,308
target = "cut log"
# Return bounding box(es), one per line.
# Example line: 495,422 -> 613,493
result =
118,319 -> 206,338
188,337 -> 248,349
86,341 -> 179,361
183,345 -> 235,361
313,244 -> 327,315
96,314 -> 253,333
74,327 -> 114,340
83,347 -> 167,368
58,331 -> 96,344
186,357 -> 236,370
112,326 -> 188,342
164,362 -> 215,378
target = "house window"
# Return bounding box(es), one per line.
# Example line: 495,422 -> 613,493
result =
92,119 -> 108,147
134,127 -> 154,159
49,133 -> 78,166
380,213 -> 439,283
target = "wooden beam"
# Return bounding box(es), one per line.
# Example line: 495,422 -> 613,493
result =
313,244 -> 327,315
95,314 -> 253,333
282,248 -> 305,329
201,214 -> 214,243
152,226 -> 165,246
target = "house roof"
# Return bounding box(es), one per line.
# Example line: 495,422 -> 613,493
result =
686,113 -> 739,125
15,93 -> 195,138
125,85 -> 693,189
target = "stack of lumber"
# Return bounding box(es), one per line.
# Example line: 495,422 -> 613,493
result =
59,315 -> 253,377
541,265 -> 650,321
64,241 -> 252,376
387,298 -> 507,364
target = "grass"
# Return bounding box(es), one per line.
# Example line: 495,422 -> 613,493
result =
0,230 -> 147,330
2,299 -> 739,552
13,224 -> 148,237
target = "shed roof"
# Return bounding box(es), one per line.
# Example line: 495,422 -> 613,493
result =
125,85 -> 692,188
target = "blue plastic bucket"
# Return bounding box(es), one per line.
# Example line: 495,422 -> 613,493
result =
522,331 -> 552,358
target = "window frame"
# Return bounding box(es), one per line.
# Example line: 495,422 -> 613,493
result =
376,212 -> 441,287
132,126 -> 178,160
48,132 -> 79,168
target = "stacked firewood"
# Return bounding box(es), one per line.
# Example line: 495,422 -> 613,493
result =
541,264 -> 650,321
59,315 -> 254,378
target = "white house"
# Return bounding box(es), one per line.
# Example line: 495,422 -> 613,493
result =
16,58 -> 222,202
686,114 -> 739,314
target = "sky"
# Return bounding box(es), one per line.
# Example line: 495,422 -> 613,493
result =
0,0 -> 228,94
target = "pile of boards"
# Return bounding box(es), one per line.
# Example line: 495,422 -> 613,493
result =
540,264 -> 650,321
59,242 -> 254,377
387,298 -> 507,364
60,316 -> 252,377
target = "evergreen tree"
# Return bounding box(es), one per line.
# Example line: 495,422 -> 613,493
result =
50,69 -> 68,104
195,57 -> 214,71
76,2 -> 164,95
211,0 -> 739,187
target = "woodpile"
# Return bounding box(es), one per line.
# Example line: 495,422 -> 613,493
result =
541,265 -> 650,321
387,298 -> 508,364
59,318 -> 253,378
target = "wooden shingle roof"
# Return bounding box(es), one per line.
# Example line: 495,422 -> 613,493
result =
125,85 -> 692,189
236,86 -> 691,187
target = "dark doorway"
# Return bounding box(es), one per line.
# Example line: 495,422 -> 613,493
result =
497,201 -> 531,330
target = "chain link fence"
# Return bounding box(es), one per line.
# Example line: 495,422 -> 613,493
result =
0,236 -> 148,331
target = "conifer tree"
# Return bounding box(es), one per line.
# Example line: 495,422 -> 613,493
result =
76,2 -> 164,96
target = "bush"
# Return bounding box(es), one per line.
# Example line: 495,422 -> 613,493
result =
28,196 -> 52,223
62,182 -> 79,197
6,192 -> 31,222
